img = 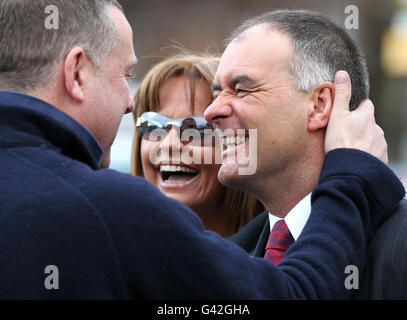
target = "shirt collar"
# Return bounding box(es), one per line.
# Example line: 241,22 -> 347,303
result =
0,90 -> 103,169
268,193 -> 312,241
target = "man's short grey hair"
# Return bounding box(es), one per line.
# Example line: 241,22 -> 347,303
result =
228,10 -> 369,110
0,0 -> 123,92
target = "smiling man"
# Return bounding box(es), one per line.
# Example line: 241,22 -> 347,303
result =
205,9 -> 407,297
206,11 -> 370,214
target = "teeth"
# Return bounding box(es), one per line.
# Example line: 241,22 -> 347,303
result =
160,165 -> 197,173
223,136 -> 248,147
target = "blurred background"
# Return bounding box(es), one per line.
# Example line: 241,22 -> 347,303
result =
110,0 -> 407,187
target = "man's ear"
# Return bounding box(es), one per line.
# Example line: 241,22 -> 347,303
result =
63,47 -> 93,102
307,81 -> 334,132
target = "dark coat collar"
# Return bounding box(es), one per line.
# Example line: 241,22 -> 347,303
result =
0,90 -> 103,169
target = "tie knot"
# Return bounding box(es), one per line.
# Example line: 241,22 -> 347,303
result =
272,219 -> 288,232
264,219 -> 294,264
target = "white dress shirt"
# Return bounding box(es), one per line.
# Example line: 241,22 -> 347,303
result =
268,193 -> 311,241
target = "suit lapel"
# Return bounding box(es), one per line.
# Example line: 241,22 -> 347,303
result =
228,211 -> 270,257
252,219 -> 270,257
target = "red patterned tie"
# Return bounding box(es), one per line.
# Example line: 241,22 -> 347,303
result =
264,219 -> 294,264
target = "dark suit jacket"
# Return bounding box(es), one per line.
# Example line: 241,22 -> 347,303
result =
229,197 -> 407,299
356,199 -> 407,299
228,210 -> 270,258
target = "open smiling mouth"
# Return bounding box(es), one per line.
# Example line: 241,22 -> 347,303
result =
159,165 -> 199,186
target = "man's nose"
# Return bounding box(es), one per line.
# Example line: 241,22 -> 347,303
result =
204,95 -> 233,125
125,95 -> 135,114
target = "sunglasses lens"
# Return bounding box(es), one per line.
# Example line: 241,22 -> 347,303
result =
180,118 -> 219,146
138,124 -> 155,139
138,112 -> 219,146
147,128 -> 168,142
138,112 -> 166,140
182,118 -> 214,132
181,118 -> 197,130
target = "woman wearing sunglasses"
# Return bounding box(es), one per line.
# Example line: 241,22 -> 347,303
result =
131,53 -> 263,237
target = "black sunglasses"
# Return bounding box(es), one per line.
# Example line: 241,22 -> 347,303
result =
136,112 -> 219,146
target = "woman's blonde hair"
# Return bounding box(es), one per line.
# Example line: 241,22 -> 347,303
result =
131,52 -> 263,235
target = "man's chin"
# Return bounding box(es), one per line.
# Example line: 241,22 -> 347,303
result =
217,163 -> 240,188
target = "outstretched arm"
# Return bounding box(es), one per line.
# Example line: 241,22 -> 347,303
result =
114,153 -> 404,299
